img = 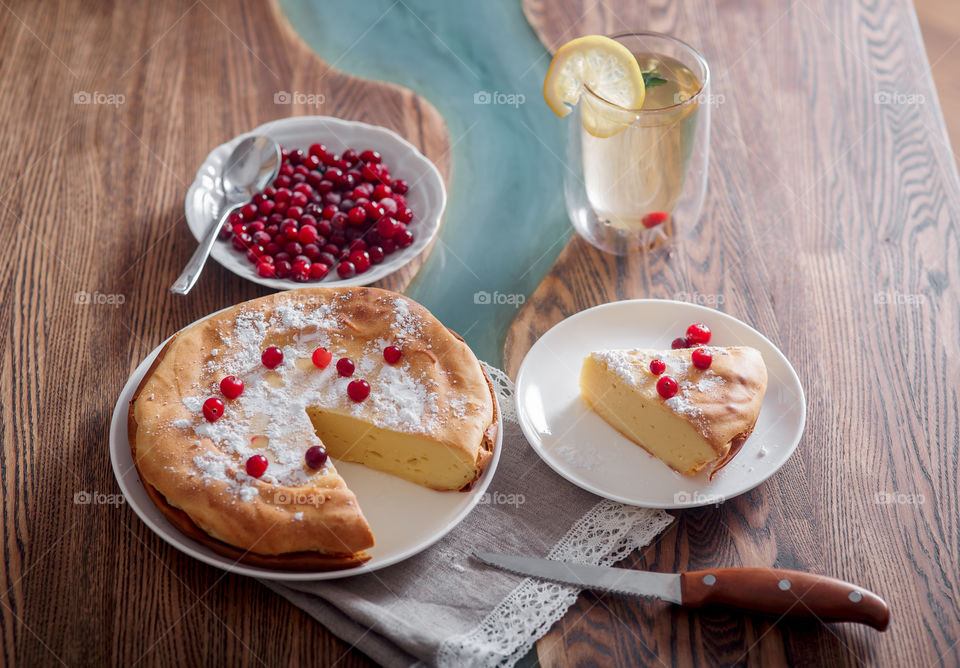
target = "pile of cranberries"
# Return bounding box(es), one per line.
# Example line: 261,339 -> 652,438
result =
651,322 -> 714,399
218,143 -> 415,282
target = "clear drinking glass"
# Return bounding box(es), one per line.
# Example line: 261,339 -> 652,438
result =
564,32 -> 710,255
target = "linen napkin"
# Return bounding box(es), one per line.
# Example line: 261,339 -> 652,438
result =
263,364 -> 673,667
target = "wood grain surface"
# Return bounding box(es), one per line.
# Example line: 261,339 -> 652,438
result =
1,0 -> 958,666
0,1 -> 447,665
513,0 -> 960,666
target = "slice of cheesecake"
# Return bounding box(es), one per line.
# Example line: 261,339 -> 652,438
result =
579,346 -> 767,477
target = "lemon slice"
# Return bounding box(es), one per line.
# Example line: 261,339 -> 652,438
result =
543,35 -> 645,137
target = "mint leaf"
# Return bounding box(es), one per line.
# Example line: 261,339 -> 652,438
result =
642,71 -> 668,88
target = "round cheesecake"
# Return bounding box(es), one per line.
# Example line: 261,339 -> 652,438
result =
129,287 -> 497,570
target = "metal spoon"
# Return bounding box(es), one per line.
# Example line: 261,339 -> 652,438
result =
170,135 -> 281,295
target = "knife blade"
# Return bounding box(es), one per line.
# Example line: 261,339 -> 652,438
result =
473,552 -> 890,631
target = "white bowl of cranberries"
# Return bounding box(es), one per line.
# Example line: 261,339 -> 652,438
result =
184,116 -> 446,289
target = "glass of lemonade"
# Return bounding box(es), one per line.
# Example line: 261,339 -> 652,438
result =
564,32 -> 710,254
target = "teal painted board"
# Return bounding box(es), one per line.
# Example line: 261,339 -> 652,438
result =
278,0 -> 572,364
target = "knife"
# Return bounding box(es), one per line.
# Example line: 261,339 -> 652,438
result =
473,552 -> 889,631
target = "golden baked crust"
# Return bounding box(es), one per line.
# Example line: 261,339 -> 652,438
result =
129,287 -> 496,570
582,346 -> 767,478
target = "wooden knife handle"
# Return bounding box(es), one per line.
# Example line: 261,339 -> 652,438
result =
680,568 -> 890,631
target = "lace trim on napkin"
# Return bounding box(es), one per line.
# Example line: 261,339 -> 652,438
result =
435,364 -> 674,668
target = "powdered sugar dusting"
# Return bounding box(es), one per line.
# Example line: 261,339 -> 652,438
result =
592,348 -> 730,430
173,293 -> 464,502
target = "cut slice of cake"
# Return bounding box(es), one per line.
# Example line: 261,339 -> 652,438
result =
579,346 -> 767,477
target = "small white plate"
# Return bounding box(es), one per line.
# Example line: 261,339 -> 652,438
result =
515,300 -> 805,508
110,311 -> 501,581
185,116 -> 446,289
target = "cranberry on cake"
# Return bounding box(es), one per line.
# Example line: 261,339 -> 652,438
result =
129,287 -> 497,570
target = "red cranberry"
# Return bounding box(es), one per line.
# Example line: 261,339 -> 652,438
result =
298,225 -> 318,245
340,172 -> 357,190
309,262 -> 329,280
218,223 -> 232,240
671,337 -> 691,350
253,231 -> 272,246
390,179 -> 408,194
324,192 -> 342,207
274,188 -> 292,203
379,197 -> 398,217
257,261 -> 276,278
275,260 -> 292,278
202,397 -> 224,421
649,359 -> 666,375
348,239 -> 368,252
383,346 -> 402,364
691,348 -> 713,369
376,216 -> 398,239
240,203 -> 258,220
657,376 -> 679,399
284,241 -> 303,256
309,143 -> 327,158
395,228 -> 415,248
312,347 -> 332,369
304,445 -> 328,470
342,149 -> 359,165
347,379 -> 370,402
364,201 -> 385,221
303,154 -> 321,170
337,358 -> 355,377
290,192 -> 308,208
321,204 -> 338,220
316,179 -> 334,194
347,206 -> 366,226
373,184 -> 392,200
232,232 -> 253,251
360,149 -> 381,164
228,211 -> 243,225
303,243 -> 321,260
337,261 -> 356,278
315,219 -> 332,237
350,250 -> 371,273
285,205 -> 303,221
273,175 -> 291,189
288,148 -> 304,164
368,246 -> 385,264
642,212 -> 669,229
686,323 -> 711,345
261,346 -> 283,369
220,376 -> 244,399
291,259 -> 310,282
245,454 -> 268,478
260,200 -> 276,217
318,251 -> 337,267
382,239 -> 397,254
395,207 -> 414,223
361,163 -> 382,182
246,245 -> 264,263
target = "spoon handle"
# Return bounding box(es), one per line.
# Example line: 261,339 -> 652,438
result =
170,205 -> 237,295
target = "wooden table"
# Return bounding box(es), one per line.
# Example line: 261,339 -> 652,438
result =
2,0 -> 958,665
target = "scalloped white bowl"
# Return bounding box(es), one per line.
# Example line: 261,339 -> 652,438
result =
185,116 -> 446,289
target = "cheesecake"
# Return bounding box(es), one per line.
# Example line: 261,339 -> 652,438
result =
129,287 -> 497,570
580,346 -> 767,477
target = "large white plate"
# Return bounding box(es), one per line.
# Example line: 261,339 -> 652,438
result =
109,307 -> 501,581
185,116 -> 446,289
515,300 -> 805,508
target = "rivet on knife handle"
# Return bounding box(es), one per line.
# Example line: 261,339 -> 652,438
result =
680,568 -> 890,631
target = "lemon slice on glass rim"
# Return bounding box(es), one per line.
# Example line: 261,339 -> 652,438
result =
543,35 -> 645,138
